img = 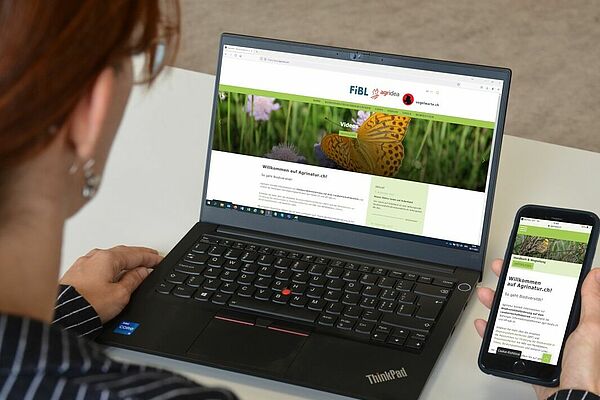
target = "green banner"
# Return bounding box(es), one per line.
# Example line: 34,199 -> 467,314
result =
512,259 -> 534,269
219,84 -> 495,129
517,225 -> 590,243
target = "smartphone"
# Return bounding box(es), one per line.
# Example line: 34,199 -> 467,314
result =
478,204 -> 599,386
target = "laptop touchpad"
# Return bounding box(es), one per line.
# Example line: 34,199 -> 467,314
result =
187,318 -> 306,375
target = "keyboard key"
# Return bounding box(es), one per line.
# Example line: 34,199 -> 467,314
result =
240,251 -> 258,263
217,239 -> 233,247
233,242 -> 247,249
274,258 -> 291,269
290,295 -> 308,307
308,264 -> 326,276
360,274 -> 378,285
290,260 -> 309,272
345,262 -> 360,270
301,254 -> 316,262
380,314 -> 433,333
174,263 -> 204,275
326,302 -> 344,315
387,335 -> 406,346
237,285 -> 255,297
389,271 -> 404,279
220,270 -> 237,281
254,288 -> 271,301
257,255 -> 275,266
405,338 -> 424,351
317,314 -> 336,327
378,277 -> 397,289
219,282 -> 238,294
343,306 -> 362,319
396,304 -> 417,316
358,265 -> 372,273
410,332 -> 428,341
361,310 -> 381,322
156,282 -> 174,295
245,244 -> 259,252
398,292 -> 417,304
290,283 -> 307,294
223,260 -> 242,271
292,272 -> 309,284
362,285 -> 380,298
203,267 -> 220,279
374,325 -> 392,334
378,301 -> 396,313
288,252 -> 302,260
393,328 -> 409,338
371,331 -> 387,342
341,293 -> 360,305
271,293 -> 289,304
207,245 -> 225,256
355,321 -> 375,335
166,272 -> 187,285
258,246 -> 273,255
417,276 -> 433,284
258,266 -> 275,278
342,270 -> 360,282
433,279 -> 456,288
203,279 -> 220,291
330,260 -> 346,268
395,280 -> 414,292
274,250 -> 288,257
380,289 -> 398,301
184,253 -> 209,264
229,296 -> 318,323
306,286 -> 324,299
241,263 -> 258,274
271,280 -> 288,291
359,297 -> 378,309
211,293 -> 230,305
173,285 -> 195,299
324,290 -> 342,302
416,297 -> 445,320
326,279 -> 344,291
309,275 -> 327,287
200,235 -> 218,244
315,257 -> 329,265
191,243 -> 209,253
404,273 -> 418,281
254,277 -> 272,289
194,290 -> 212,301
325,267 -> 343,279
372,267 -> 386,276
414,283 -> 451,299
224,249 -> 242,260
237,273 -> 254,286
344,282 -> 362,294
335,317 -> 355,330
186,276 -> 204,288
307,298 -> 326,311
207,256 -> 225,267
275,269 -> 293,280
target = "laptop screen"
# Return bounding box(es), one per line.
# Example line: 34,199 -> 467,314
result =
204,40 -> 506,256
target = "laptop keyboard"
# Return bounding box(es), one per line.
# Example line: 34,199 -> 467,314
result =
155,234 -> 455,352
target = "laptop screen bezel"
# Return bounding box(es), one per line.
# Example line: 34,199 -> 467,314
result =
199,33 -> 512,273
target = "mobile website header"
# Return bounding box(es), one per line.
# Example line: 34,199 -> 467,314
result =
221,45 -> 503,123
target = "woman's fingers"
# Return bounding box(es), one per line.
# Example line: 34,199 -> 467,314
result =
474,319 -> 487,338
117,267 -> 153,295
477,286 -> 495,309
491,258 -> 503,277
104,246 -> 163,275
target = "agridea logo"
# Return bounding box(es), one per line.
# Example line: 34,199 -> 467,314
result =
349,85 -> 369,96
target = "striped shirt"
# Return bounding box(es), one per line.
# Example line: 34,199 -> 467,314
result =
0,285 -> 238,399
0,285 -> 596,399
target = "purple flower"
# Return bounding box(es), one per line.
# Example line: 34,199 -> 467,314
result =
313,143 -> 339,168
265,144 -> 306,163
245,95 -> 281,121
352,111 -> 371,130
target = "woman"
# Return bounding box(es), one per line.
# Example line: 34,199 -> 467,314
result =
0,1 -> 597,399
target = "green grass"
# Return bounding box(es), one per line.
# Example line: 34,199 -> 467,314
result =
214,91 -> 493,191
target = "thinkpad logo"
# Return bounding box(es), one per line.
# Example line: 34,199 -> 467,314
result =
365,368 -> 408,384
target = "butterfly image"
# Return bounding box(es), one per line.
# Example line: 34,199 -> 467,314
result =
320,113 -> 410,177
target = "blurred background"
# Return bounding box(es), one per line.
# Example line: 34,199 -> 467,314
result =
171,0 -> 600,153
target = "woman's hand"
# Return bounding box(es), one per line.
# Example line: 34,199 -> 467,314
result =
60,245 -> 163,323
474,259 -> 600,399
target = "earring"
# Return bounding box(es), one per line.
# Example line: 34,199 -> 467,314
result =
82,159 -> 101,199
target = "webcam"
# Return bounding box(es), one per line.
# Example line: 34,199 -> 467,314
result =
349,52 -> 362,60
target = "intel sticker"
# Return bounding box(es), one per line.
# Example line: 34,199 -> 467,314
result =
113,321 -> 140,336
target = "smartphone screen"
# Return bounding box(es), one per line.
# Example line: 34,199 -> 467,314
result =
487,217 -> 593,366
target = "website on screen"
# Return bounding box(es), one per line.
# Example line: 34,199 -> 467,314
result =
205,45 -> 504,248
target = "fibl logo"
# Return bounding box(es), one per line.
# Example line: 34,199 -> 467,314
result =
349,85 -> 368,96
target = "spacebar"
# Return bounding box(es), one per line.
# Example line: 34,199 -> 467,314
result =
228,296 -> 318,323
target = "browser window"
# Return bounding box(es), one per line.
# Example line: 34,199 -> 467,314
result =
205,45 -> 505,251
488,218 -> 592,364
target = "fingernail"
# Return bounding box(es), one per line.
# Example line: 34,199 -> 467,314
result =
595,269 -> 600,283
146,268 -> 154,275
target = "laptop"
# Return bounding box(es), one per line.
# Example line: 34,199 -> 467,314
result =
98,34 -> 511,400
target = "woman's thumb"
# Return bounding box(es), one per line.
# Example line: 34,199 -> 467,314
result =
579,268 -> 600,324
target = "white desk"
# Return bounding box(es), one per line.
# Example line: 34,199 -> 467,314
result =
61,67 -> 600,400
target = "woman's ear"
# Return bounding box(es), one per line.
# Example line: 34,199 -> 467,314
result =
66,67 -> 117,161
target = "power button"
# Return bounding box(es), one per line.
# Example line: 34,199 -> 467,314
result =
457,283 -> 472,292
